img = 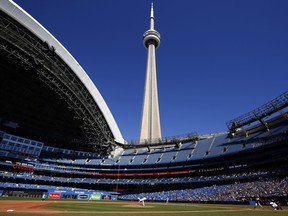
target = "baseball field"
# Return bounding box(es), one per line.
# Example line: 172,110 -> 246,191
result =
0,198 -> 287,216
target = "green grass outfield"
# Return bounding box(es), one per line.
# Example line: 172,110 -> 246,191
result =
0,198 -> 287,216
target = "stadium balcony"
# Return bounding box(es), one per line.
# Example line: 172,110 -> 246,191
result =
1,119 -> 288,178
45,124 -> 287,174
0,170 -> 281,192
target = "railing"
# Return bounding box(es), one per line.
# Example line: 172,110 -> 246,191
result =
122,132 -> 199,147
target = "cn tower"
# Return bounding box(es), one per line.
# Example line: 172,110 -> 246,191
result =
139,3 -> 161,143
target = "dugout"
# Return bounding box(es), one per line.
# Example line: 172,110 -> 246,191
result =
1,189 -> 46,198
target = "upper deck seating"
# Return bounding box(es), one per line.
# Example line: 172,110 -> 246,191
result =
189,138 -> 211,160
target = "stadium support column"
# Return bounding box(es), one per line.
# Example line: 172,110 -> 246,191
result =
139,3 -> 161,143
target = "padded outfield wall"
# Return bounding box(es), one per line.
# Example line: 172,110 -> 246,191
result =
0,187 -> 118,200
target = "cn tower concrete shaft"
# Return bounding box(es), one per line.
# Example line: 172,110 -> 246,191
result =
139,3 -> 161,143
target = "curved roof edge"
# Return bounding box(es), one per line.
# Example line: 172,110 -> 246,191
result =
0,0 -> 125,144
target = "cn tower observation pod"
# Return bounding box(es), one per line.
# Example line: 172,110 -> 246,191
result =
0,0 -> 124,152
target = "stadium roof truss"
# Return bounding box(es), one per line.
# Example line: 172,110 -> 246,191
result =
227,91 -> 288,132
0,0 -> 124,153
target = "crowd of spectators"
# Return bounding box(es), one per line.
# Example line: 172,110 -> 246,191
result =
0,170 -> 273,185
120,177 -> 288,203
0,181 -> 90,192
1,170 -> 287,204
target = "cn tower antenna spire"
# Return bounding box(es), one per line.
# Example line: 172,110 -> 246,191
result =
139,2 -> 162,143
150,2 -> 154,18
150,2 -> 155,30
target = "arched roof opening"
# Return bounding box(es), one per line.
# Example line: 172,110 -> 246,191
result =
0,0 -> 124,153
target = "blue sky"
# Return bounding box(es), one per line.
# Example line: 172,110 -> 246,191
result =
13,0 -> 288,141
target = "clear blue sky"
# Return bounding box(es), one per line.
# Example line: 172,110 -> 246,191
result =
13,0 -> 288,141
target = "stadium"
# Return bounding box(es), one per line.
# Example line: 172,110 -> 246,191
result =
0,0 -> 287,215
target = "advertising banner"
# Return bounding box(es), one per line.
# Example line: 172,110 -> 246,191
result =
78,194 -> 89,200
110,195 -> 118,200
48,192 -> 61,199
90,194 -> 101,200
102,195 -> 111,200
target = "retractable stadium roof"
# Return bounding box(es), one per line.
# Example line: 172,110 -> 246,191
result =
0,0 -> 124,153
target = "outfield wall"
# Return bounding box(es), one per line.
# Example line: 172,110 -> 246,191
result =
46,189 -> 118,200
0,187 -> 118,200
